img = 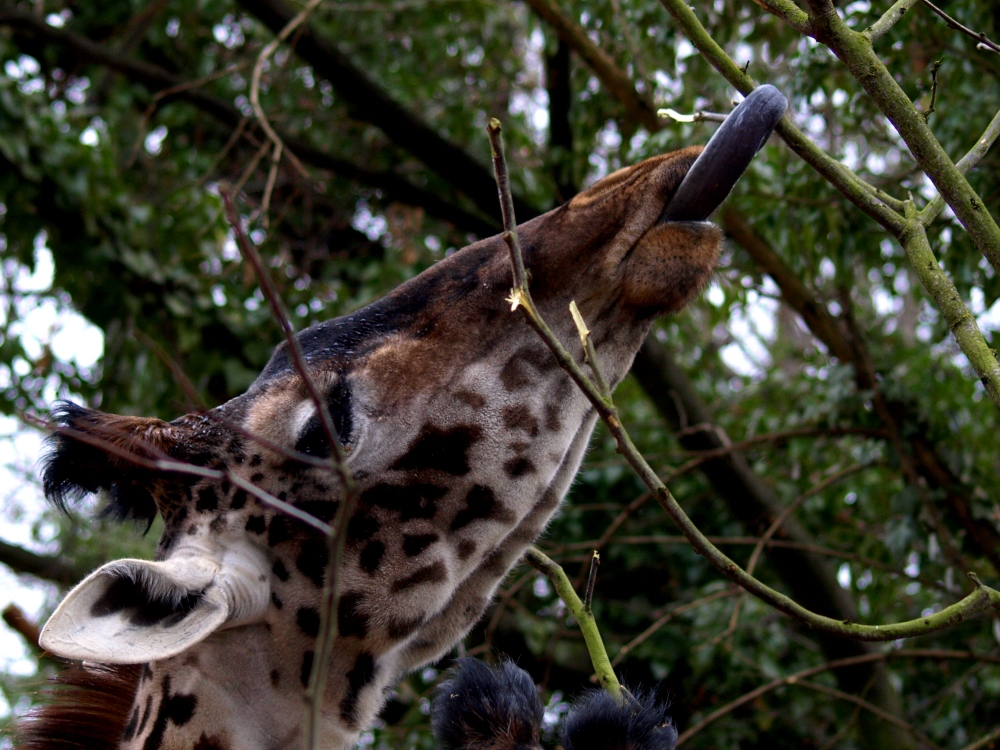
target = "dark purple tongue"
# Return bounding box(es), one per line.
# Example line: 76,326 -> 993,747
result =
660,85 -> 787,222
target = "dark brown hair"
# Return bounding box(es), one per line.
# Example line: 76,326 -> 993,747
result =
14,662 -> 141,750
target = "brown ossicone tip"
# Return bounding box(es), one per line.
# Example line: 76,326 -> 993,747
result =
660,84 -> 787,222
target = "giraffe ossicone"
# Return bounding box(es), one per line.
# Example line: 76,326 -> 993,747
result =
24,87 -> 786,750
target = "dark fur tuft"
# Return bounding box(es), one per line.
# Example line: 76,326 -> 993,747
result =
14,663 -> 141,750
562,689 -> 677,750
431,658 -> 543,750
41,402 -> 160,525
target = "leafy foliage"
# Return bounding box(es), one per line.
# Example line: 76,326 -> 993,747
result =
1,0 -> 999,748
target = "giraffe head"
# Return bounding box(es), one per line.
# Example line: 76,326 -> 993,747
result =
29,87 -> 785,750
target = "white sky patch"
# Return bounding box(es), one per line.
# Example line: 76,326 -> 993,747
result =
0,237 -> 106,716
585,120 -> 623,185
508,27 -> 549,146
144,125 -> 168,156
352,199 -> 388,241
0,415 -> 58,716
79,126 -> 99,147
720,291 -> 778,378
837,562 -> 852,589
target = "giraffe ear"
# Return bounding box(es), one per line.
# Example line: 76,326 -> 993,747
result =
39,548 -> 270,663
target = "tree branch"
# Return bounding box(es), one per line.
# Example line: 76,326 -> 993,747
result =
2,603 -> 41,651
748,0 -> 812,34
803,0 -> 1000,275
676,649 -> 1000,745
655,0 -> 909,235
0,538 -> 86,586
222,192 -> 359,750
545,35 -> 576,202
524,547 -> 621,696
487,119 -> 1000,648
918,0 -> 1000,55
920,106 -> 1000,225
723,206 -> 1000,572
236,0 -> 539,223
864,0 -> 921,42
899,205 -> 1000,407
520,0 -> 659,131
0,9 -> 496,236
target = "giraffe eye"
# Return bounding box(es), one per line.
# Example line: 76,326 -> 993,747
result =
292,376 -> 354,458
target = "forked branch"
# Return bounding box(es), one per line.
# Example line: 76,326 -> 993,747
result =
524,547 -> 621,696
487,120 -> 1000,644
222,191 -> 358,750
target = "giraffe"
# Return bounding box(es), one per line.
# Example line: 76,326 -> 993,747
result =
19,86 -> 786,750
431,657 -> 677,750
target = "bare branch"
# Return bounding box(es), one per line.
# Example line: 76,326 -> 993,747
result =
487,120 -> 1000,643
864,0 -> 920,42
748,0 -> 812,33
0,10 -> 496,235
611,587 -> 739,667
921,106 -> 1000,225
656,0 -> 910,234
960,726 -> 1000,750
524,547 -> 621,696
519,0 -> 660,131
0,539 -> 85,586
796,680 -> 940,749
248,0 -> 321,184
676,650 -> 1000,745
221,191 -> 358,750
802,1 -> 1000,275
583,551 -> 600,614
237,0 -> 539,222
3,604 -> 41,651
899,206 -> 1000,408
919,0 -> 1000,55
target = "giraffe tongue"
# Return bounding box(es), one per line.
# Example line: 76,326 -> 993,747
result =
660,85 -> 787,223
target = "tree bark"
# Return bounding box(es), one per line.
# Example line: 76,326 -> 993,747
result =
632,337 -> 914,750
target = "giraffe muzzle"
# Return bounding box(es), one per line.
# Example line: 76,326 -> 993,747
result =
660,84 -> 787,223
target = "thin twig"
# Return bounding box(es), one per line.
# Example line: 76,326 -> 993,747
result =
676,650 -> 1000,745
248,0 -> 320,183
128,62 -> 248,167
525,547 -> 621,696
570,300 -> 610,397
559,534 -> 952,594
920,106 -> 1000,225
797,680 -> 940,749
864,0 -> 921,42
196,117 -> 250,187
583,551 -> 600,614
747,461 -> 878,578
486,119 -> 528,289
486,119 -> 1000,642
611,587 -> 739,667
919,0 -> 1000,54
221,189 -> 357,750
959,725 -> 1000,750
657,108 -> 728,124
261,142 -> 283,228
920,60 -> 942,122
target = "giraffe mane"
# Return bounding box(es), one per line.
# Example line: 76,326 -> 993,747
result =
14,663 -> 141,750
